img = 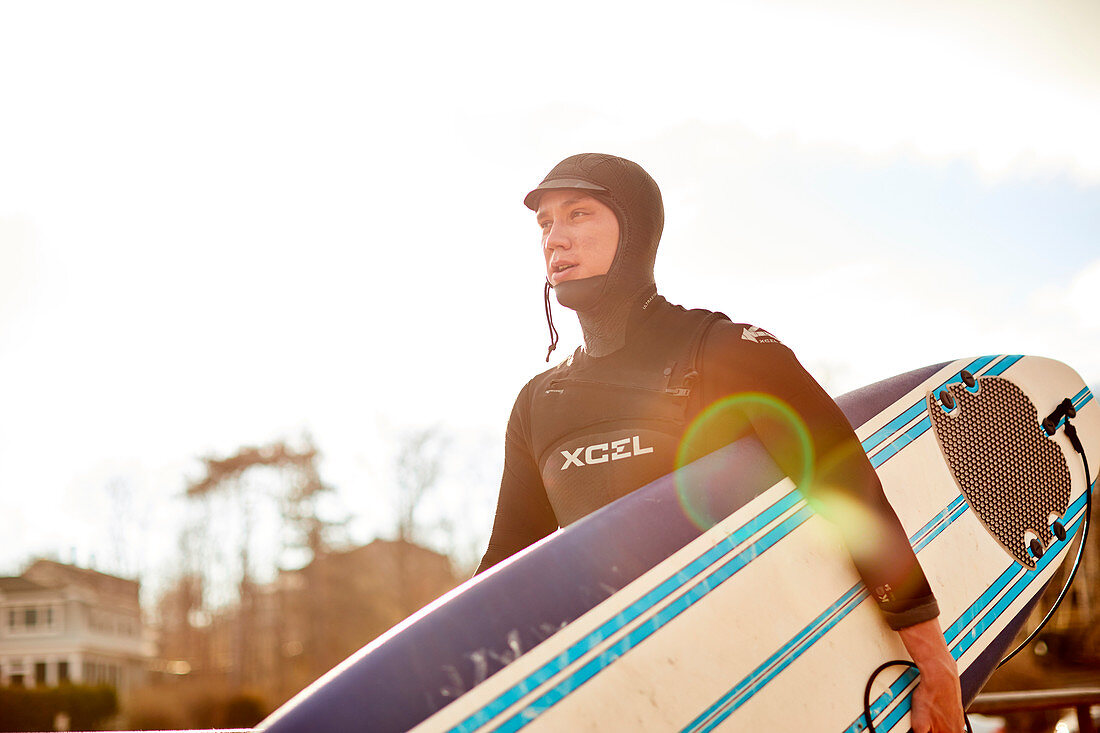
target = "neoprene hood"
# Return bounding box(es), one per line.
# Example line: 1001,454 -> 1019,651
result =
525,153 -> 664,314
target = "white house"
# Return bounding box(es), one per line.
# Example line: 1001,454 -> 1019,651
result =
0,560 -> 149,692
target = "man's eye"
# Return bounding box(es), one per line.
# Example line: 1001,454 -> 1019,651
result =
571,210 -> 587,219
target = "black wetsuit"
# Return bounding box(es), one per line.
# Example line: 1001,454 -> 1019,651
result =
477,294 -> 938,630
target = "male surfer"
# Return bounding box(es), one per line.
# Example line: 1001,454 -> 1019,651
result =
477,153 -> 964,733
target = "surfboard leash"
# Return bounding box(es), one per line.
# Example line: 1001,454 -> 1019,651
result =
861,660 -> 974,733
997,410 -> 1093,668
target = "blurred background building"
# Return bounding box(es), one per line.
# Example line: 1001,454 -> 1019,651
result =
0,559 -> 150,692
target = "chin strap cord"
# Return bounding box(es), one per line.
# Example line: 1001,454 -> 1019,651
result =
997,413 -> 1092,668
862,661 -> 973,733
544,280 -> 559,363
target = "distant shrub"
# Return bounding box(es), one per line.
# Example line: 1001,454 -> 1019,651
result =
121,685 -> 187,730
218,692 -> 267,727
0,684 -> 117,732
122,681 -> 268,730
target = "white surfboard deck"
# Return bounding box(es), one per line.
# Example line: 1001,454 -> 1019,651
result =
407,355 -> 1096,733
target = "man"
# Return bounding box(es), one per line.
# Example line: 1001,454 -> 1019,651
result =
477,153 -> 964,733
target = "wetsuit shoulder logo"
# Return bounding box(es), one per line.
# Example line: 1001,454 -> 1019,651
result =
560,436 -> 654,470
741,325 -> 780,344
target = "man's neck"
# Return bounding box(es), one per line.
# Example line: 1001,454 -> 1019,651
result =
577,284 -> 657,358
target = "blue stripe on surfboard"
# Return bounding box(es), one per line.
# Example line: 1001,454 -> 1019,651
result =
451,491 -> 806,733
912,497 -> 969,555
871,686 -> 915,733
868,354 -> 1028,471
686,494 -> 972,733
934,479 -> 1091,654
491,506 -> 818,733
909,495 -> 966,552
852,490 -> 1091,733
845,668 -> 920,733
859,354 -> 1022,457
952,496 -> 1088,660
986,354 -> 1024,376
942,564 -> 1023,647
870,415 -> 931,469
956,486 -> 1089,654
850,671 -> 921,733
686,584 -> 869,733
491,463 -> 968,732
860,357 -> 997,454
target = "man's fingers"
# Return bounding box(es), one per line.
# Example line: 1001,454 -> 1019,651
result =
909,704 -> 931,733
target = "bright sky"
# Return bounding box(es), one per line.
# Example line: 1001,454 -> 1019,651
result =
1,1 -> 1098,597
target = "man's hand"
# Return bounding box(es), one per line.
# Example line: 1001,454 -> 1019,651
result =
897,618 -> 965,733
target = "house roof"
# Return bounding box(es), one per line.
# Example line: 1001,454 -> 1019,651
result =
0,577 -> 49,593
22,559 -> 139,597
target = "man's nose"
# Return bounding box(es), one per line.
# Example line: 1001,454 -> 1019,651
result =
544,221 -> 570,250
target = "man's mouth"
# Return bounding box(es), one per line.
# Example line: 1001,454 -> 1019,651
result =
550,262 -> 578,284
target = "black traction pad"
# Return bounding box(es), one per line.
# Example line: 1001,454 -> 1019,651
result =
928,376 -> 1071,569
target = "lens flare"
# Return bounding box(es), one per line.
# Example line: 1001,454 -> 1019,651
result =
804,437 -> 886,559
674,392 -> 813,530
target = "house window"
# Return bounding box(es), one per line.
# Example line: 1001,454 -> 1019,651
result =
25,608 -> 37,629
35,662 -> 47,685
59,661 -> 69,683
47,607 -> 54,628
10,673 -> 25,687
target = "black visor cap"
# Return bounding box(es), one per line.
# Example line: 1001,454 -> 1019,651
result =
523,178 -> 609,211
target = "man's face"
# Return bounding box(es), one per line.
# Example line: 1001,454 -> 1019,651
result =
536,190 -> 619,287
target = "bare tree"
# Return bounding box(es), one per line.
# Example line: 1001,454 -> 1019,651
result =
180,436 -> 347,693
393,427 -> 449,543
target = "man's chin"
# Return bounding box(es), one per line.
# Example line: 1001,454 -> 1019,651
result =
554,275 -> 606,312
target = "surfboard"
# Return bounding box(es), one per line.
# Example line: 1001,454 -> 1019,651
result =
257,355 -> 1097,732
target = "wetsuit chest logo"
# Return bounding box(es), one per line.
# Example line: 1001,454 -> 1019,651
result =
560,435 -> 654,470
